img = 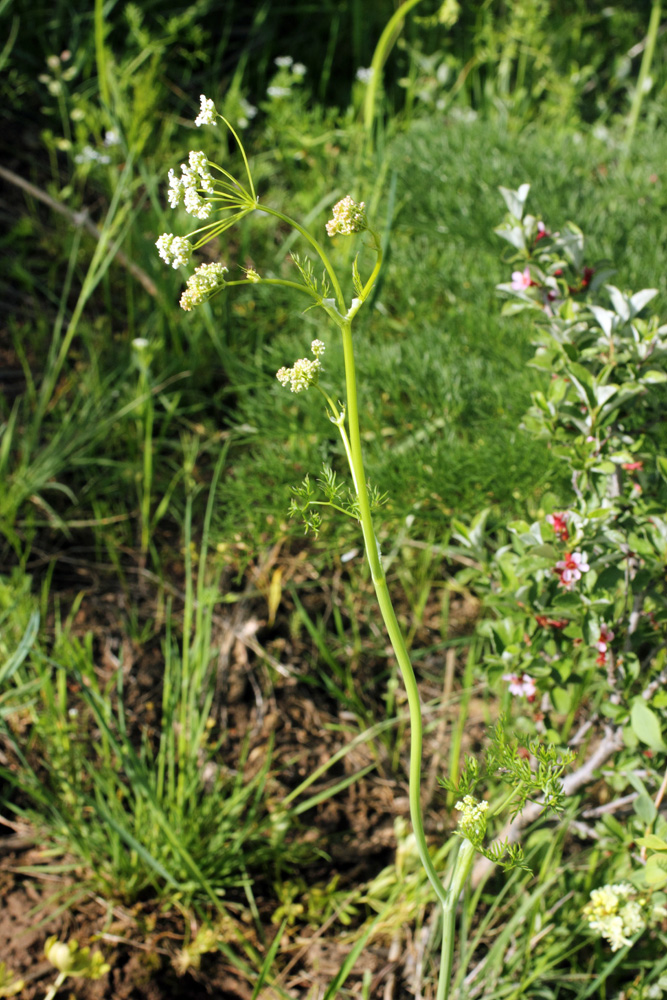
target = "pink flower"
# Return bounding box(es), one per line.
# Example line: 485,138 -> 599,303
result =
622,461 -> 643,472
594,623 -> 614,666
554,551 -> 590,590
511,266 -> 532,291
502,673 -> 537,701
596,622 -> 615,654
535,221 -> 550,242
546,510 -> 569,541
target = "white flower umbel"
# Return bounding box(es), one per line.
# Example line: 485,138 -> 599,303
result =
166,152 -> 215,219
276,357 -> 322,393
583,883 -> 647,952
194,94 -> 217,127
267,85 -> 292,99
326,196 -> 367,237
276,340 -> 325,393
184,187 -> 212,220
155,233 -> 193,269
188,151 -> 215,193
454,794 -> 489,841
179,262 -> 229,311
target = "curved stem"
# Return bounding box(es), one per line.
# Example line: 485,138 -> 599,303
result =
225,277 -> 321,303
219,115 -> 256,200
361,229 -> 383,300
257,204 -> 346,314
363,0 -> 426,141
339,318 -> 449,911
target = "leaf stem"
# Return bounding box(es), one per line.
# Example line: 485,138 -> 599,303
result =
256,205 -> 346,313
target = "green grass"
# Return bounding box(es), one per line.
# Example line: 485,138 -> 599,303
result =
204,116 -> 667,549
4,4 -> 667,995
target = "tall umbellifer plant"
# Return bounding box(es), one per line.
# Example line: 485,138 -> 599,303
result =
155,97 -> 570,998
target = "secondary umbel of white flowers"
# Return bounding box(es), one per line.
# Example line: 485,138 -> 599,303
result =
194,94 -> 218,127
454,794 -> 489,840
276,340 -> 326,394
167,151 -> 215,219
155,233 -> 193,269
326,196 -> 367,237
179,262 -> 228,311
583,883 -> 647,952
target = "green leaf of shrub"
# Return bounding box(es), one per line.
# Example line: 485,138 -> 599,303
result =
631,699 -> 667,752
645,853 -> 667,887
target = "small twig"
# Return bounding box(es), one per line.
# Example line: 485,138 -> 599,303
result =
568,715 -> 598,746
568,819 -> 601,840
654,763 -> 667,812
643,667 -> 667,702
582,792 -> 638,818
0,163 -> 158,298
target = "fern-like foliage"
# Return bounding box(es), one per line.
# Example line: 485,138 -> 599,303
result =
291,252 -> 330,302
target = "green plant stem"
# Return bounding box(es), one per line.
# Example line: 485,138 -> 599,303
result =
225,277 -> 320,303
363,0 -> 426,141
94,0 -> 109,108
44,972 -> 67,1000
438,838 -> 476,1000
339,317 -> 449,911
137,370 -> 154,558
624,0 -> 662,159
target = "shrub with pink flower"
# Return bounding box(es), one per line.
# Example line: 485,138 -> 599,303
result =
502,673 -> 537,701
546,510 -> 569,541
554,551 -> 589,590
594,623 -> 615,666
510,266 -> 533,291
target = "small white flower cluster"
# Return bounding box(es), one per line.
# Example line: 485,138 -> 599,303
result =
155,233 -> 193,269
194,94 -> 218,127
168,150 -> 215,219
74,145 -> 111,165
238,97 -> 258,129
455,794 -> 489,840
583,883 -> 646,952
326,196 -> 367,237
179,262 -> 228,311
276,340 -> 325,393
274,55 -> 306,76
267,85 -> 292,99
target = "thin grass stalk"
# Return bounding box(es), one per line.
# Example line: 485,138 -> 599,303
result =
363,0 -> 426,149
177,491 -> 194,810
624,0 -> 662,160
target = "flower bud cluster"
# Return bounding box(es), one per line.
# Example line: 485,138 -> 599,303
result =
276,340 -> 326,393
168,151 -> 215,220
583,883 -> 646,952
326,196 -> 367,237
194,94 -> 218,127
179,262 -> 228,311
454,794 -> 489,841
155,233 -> 193,269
